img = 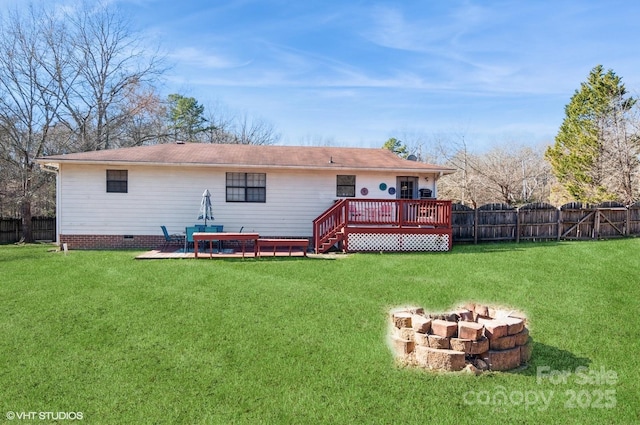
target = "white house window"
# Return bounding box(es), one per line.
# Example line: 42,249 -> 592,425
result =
106,170 -> 128,193
226,172 -> 266,202
337,175 -> 356,197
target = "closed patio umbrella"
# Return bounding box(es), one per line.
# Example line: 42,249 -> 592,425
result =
197,189 -> 214,226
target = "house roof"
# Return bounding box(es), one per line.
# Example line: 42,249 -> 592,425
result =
37,142 -> 455,174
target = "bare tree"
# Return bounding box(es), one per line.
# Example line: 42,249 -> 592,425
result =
436,134 -> 553,206
0,2 -> 164,240
600,92 -> 640,205
434,134 -> 482,206
470,146 -> 551,205
230,113 -> 280,145
160,97 -> 281,145
203,110 -> 280,145
118,83 -> 169,146
0,6 -> 61,240
393,130 -> 444,164
296,134 -> 337,146
50,2 -> 164,151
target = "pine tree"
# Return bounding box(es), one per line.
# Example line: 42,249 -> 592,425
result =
545,65 -> 636,203
382,137 -> 409,158
167,94 -> 211,141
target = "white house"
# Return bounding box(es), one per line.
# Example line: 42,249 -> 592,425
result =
37,142 -> 455,251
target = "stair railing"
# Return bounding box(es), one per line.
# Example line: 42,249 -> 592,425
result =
313,199 -> 347,253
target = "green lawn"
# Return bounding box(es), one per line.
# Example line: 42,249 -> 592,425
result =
1,240 -> 639,424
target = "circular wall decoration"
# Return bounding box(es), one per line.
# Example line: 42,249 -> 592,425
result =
388,187 -> 396,195
360,187 -> 369,196
379,183 -> 387,191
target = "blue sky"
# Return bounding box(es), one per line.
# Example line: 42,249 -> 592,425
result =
6,0 -> 640,150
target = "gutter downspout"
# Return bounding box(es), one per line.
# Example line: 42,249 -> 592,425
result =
39,164 -> 61,246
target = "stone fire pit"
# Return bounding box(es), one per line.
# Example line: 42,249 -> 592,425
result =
389,302 -> 531,373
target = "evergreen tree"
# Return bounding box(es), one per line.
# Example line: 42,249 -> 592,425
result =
167,94 -> 212,141
382,137 -> 409,158
545,65 -> 637,203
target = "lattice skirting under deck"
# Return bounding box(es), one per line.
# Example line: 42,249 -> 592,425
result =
347,233 -> 450,252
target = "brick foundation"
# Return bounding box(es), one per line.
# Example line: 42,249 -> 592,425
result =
60,234 -> 164,250
59,234 -> 311,251
389,303 -> 531,373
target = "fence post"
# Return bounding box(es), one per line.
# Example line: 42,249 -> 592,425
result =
515,208 -> 520,243
473,207 -> 478,244
626,206 -> 630,236
557,208 -> 562,241
593,209 -> 600,239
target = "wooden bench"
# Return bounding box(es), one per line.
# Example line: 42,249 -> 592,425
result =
255,238 -> 309,257
193,232 -> 259,258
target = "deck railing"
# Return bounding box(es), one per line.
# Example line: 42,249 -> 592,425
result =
345,199 -> 452,227
313,199 -> 452,253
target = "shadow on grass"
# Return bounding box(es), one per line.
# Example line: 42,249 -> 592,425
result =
245,256 -> 311,262
1,243 -> 57,262
515,341 -> 591,377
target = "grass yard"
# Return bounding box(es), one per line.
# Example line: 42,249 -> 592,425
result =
1,239 -> 639,424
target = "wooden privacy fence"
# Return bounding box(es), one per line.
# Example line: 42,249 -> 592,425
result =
3,204 -> 639,246
0,217 -> 56,244
452,202 -> 640,243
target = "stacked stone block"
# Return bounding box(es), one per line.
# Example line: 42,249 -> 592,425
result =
389,303 -> 532,372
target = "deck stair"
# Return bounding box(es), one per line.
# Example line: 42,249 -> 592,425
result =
318,228 -> 345,253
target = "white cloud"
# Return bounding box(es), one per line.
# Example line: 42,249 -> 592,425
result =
168,46 -> 251,70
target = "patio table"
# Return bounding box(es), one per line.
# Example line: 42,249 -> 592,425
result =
193,232 -> 259,258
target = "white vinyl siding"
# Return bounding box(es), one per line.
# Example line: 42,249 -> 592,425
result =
57,164 -> 438,237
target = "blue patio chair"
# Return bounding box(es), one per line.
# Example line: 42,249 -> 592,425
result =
204,225 -> 223,252
161,226 -> 184,249
185,226 -> 199,252
186,225 -> 224,253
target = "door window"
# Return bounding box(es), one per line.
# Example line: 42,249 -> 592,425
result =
397,177 -> 417,199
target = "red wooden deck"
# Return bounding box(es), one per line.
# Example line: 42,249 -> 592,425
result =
313,199 -> 452,253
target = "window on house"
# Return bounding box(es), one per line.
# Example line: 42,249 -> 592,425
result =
106,170 -> 128,193
226,172 -> 266,202
336,175 -> 356,197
